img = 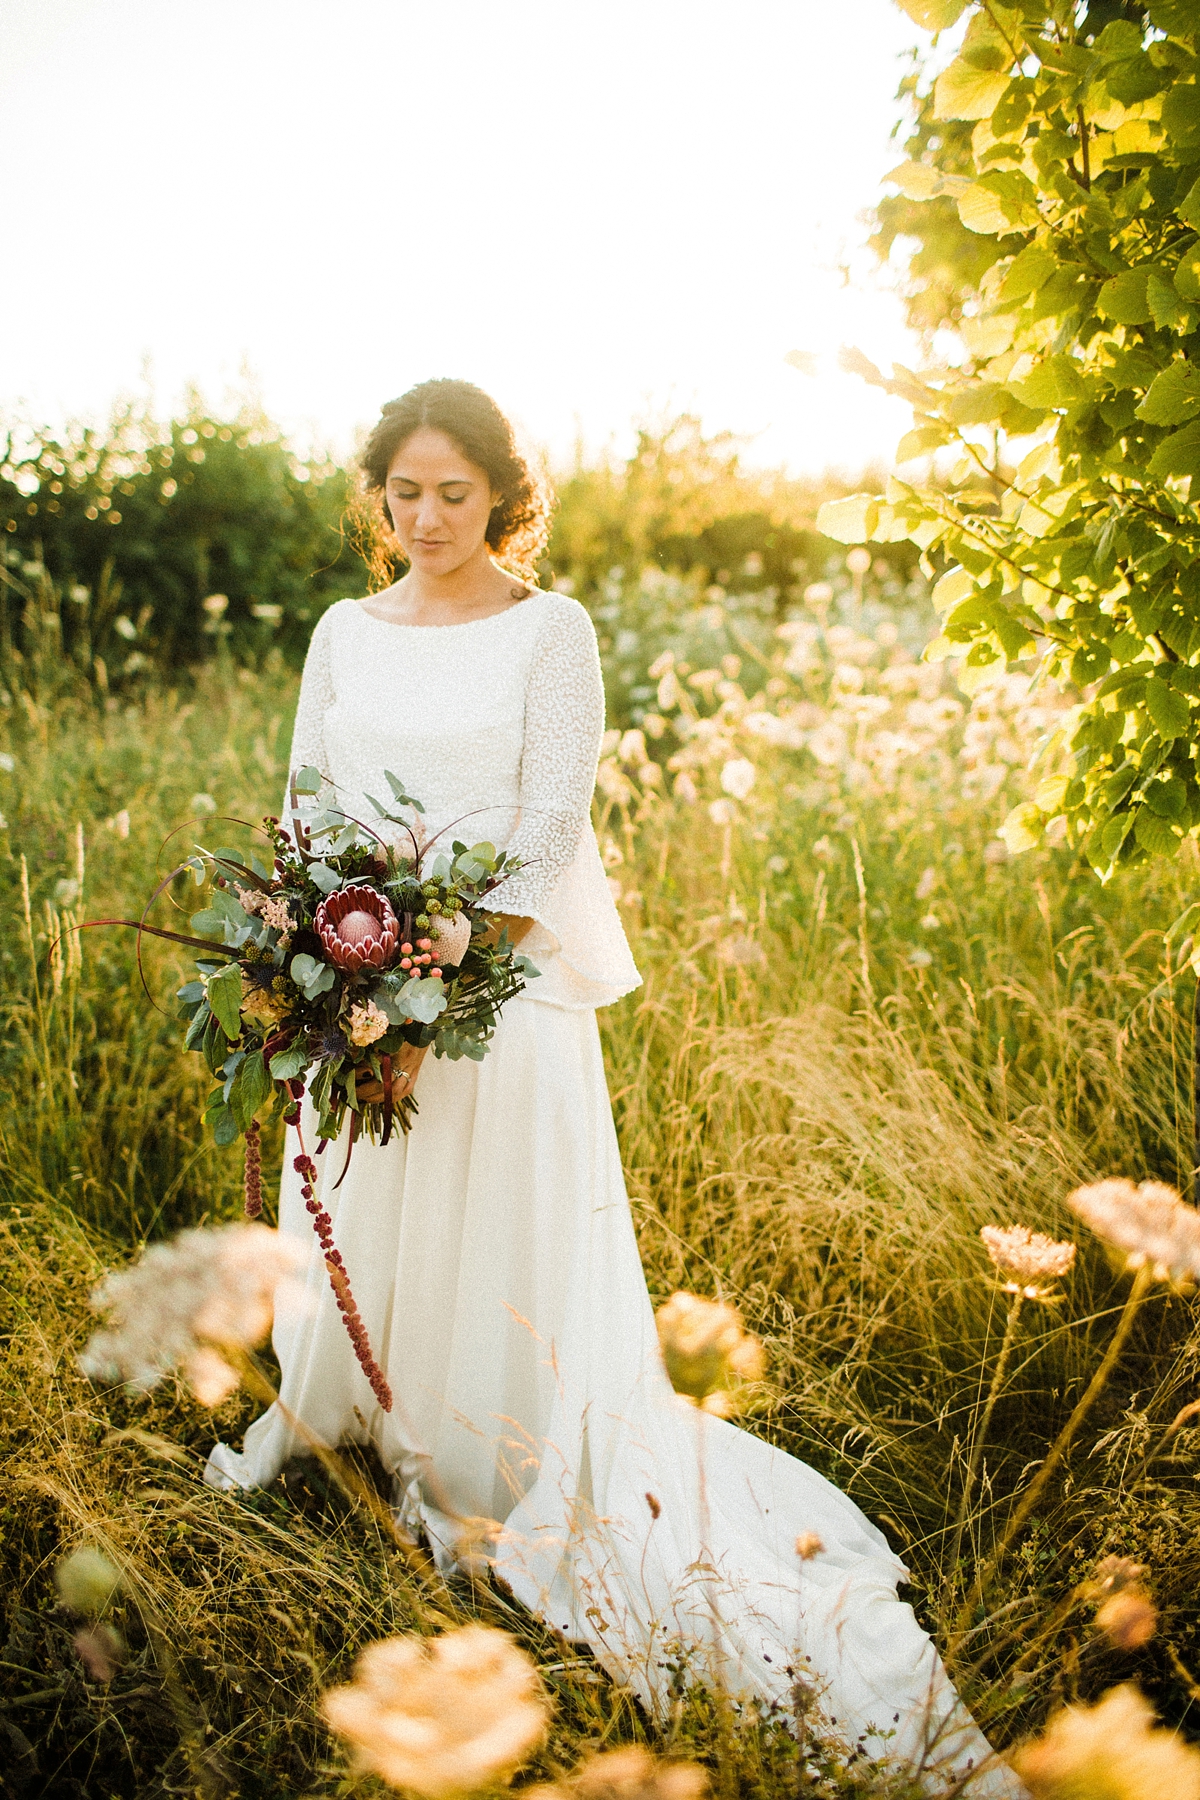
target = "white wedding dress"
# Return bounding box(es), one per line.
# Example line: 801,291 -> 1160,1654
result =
205,592 -> 1022,1795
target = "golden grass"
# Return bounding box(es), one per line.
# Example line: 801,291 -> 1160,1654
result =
4,645 -> 1200,1794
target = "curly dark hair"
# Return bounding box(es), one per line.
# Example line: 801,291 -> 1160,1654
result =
359,379 -> 553,586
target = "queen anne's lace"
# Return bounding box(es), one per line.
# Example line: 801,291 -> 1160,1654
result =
284,594 -> 640,1010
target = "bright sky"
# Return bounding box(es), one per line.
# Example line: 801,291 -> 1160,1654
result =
0,0 -> 925,475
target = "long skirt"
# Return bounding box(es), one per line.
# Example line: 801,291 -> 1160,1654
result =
205,996 -> 1023,1795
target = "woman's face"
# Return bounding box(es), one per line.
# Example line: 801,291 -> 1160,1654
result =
385,428 -> 498,576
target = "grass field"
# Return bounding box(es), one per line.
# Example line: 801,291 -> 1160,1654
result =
4,579 -> 1200,1796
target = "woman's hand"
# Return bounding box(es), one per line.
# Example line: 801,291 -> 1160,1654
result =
356,1041 -> 427,1106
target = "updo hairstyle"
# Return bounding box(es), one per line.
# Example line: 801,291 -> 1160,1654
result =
360,379 -> 553,586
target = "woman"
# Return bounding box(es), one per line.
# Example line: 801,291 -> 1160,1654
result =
206,380 -> 1022,1796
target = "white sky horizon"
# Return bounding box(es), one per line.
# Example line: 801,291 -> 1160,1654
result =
1,0 -> 929,477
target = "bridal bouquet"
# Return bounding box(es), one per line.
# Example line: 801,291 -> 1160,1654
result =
171,765 -> 537,1153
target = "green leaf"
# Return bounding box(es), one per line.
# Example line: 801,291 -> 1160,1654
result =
1148,271 -> 1192,332
229,1050 -> 272,1131
1179,178 -> 1200,234
1144,675 -> 1191,741
896,424 -> 950,461
1136,361 -> 1200,427
1134,806 -> 1182,856
206,963 -> 243,1041
292,765 -> 324,795
1163,82 -> 1200,152
816,494 -> 879,544
1144,775 -> 1188,820
958,171 -> 1039,236
1175,244 -> 1200,304
1009,355 -> 1089,411
307,861 -> 341,894
1146,420 -> 1200,481
190,908 -> 226,935
392,974 -> 449,1025
269,1045 -> 308,1080
208,1101 -> 240,1147
892,0 -> 967,28
1000,244 -> 1057,303
1096,270 -> 1152,324
932,567 -> 976,615
289,952 -> 336,999
934,59 -> 1013,121
1000,803 -> 1044,853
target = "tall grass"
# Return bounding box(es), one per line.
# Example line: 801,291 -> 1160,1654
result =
4,583 -> 1200,1794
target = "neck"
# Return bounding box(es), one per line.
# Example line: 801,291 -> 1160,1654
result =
403,546 -> 509,609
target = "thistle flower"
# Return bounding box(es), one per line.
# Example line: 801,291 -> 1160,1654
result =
530,1747 -> 707,1800
980,1224 -> 1076,1300
655,1291 -> 766,1415
1068,1179 -> 1200,1286
79,1223 -> 298,1405
321,1625 -> 549,1796
348,999 -> 389,1047
1014,1683 -> 1200,1798
316,885 -> 399,973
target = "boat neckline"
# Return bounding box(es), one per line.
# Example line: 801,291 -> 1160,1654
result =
349,591 -> 543,632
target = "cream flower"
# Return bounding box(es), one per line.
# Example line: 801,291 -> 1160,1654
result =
655,1291 -> 766,1414
321,1625 -> 549,1797
1068,1179 -> 1200,1286
530,1747 -> 707,1800
79,1223 -> 298,1405
1014,1684 -> 1200,1798
348,999 -> 389,1047
980,1224 -> 1076,1300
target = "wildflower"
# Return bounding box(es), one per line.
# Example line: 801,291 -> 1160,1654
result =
1068,1179 -> 1200,1286
316,885 -> 400,973
656,1291 -> 766,1415
1014,1683 -> 1200,1798
530,1747 -> 707,1800
980,1225 -> 1077,1300
348,999 -> 389,1047
720,758 -> 756,801
795,1533 -> 824,1561
79,1222 -> 298,1404
73,1623 -> 125,1682
1096,1589 -> 1157,1651
55,1548 -> 121,1616
321,1625 -> 549,1796
708,798 -> 737,826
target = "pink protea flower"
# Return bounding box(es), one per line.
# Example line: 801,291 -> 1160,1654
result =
315,886 -> 399,973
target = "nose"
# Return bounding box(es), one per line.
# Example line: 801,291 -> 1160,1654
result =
414,493 -> 443,535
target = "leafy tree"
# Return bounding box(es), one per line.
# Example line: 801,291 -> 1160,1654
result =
0,398 -> 365,681
822,0 -> 1200,879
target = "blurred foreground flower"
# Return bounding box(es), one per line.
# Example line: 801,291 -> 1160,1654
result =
1084,1556 -> 1157,1652
531,1747 -> 706,1800
55,1547 -> 122,1615
1068,1180 -> 1200,1287
1014,1683 -> 1200,1798
981,1225 -> 1076,1301
321,1624 -> 549,1796
80,1222 -> 299,1405
656,1292 -> 766,1416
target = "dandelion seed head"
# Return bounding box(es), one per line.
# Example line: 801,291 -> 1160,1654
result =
1068,1179 -> 1200,1287
79,1223 -> 298,1404
980,1224 -> 1076,1299
655,1291 -> 766,1410
320,1624 -> 548,1797
1014,1683 -> 1200,1798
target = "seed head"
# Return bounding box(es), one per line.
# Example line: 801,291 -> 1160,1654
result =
655,1292 -> 766,1413
1068,1179 -> 1200,1287
320,1625 -> 549,1797
795,1533 -> 825,1562
79,1223 -> 299,1404
55,1547 -> 122,1617
1014,1683 -> 1200,1798
980,1224 -> 1076,1300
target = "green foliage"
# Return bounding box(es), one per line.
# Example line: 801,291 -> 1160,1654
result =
835,0 -> 1200,878
0,396 -> 365,678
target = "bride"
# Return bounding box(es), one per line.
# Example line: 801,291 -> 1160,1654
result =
206,379 -> 1023,1795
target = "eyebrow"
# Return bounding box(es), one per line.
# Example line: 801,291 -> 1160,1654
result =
389,476 -> 474,489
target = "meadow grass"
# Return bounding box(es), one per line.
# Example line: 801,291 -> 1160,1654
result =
4,610 -> 1200,1795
